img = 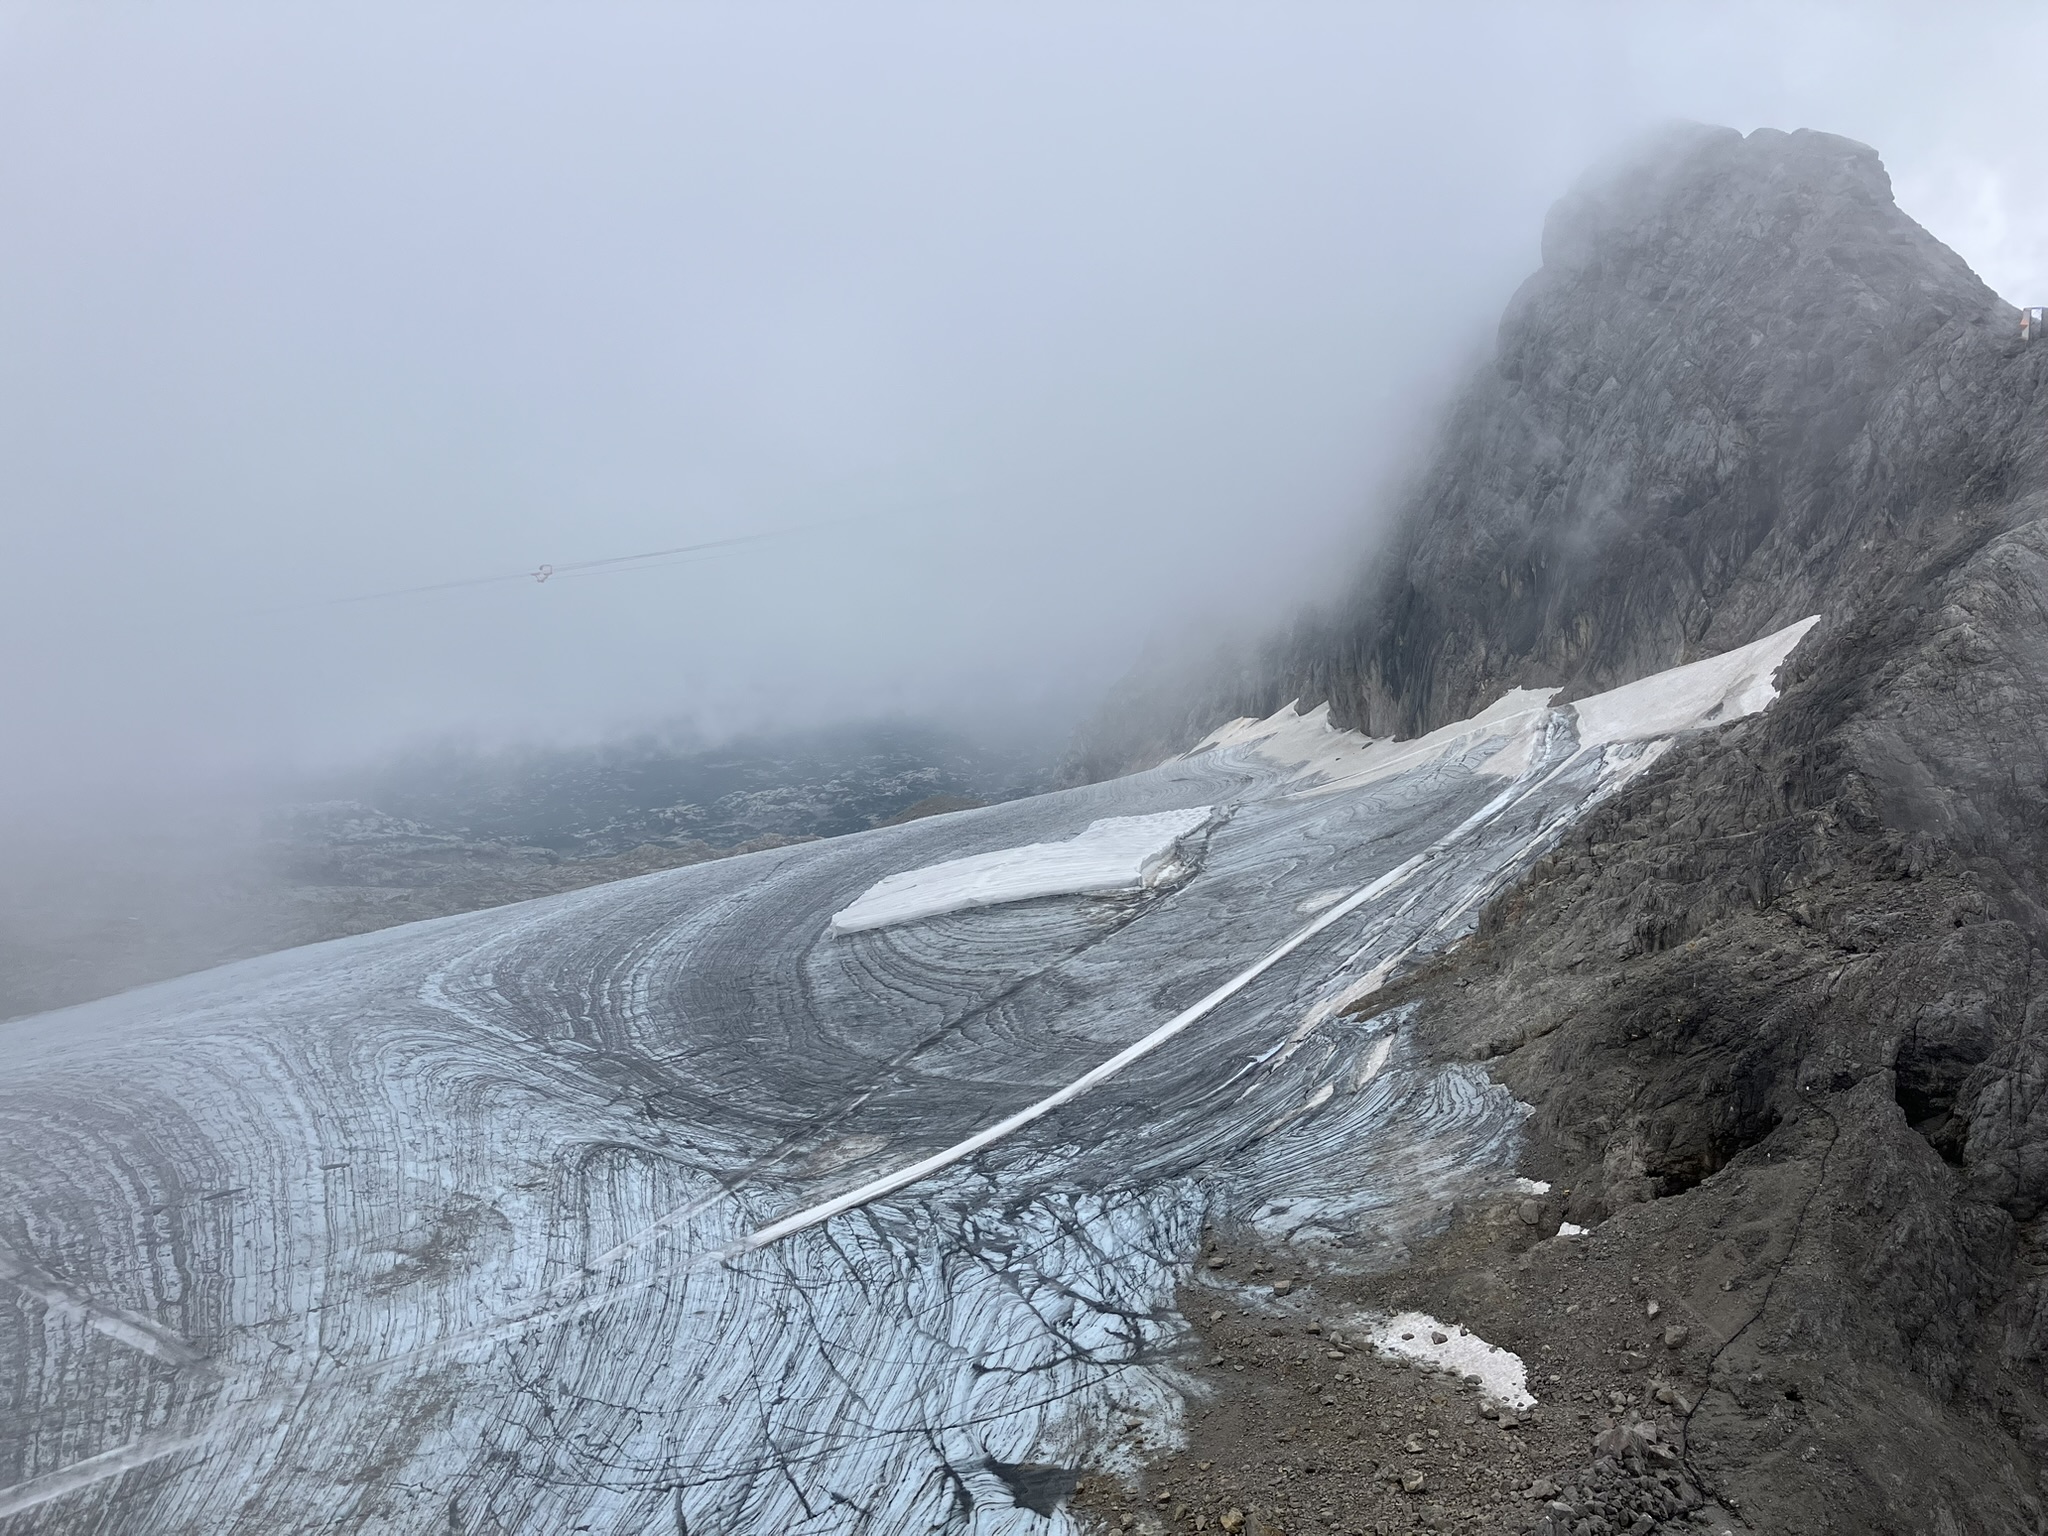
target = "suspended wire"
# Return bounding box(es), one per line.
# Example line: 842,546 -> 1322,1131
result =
288,516 -> 870,611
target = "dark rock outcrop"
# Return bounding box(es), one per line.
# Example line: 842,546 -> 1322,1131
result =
1077,122 -> 2028,765
1084,124 -> 2048,1531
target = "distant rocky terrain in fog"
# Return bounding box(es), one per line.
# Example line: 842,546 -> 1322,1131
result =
0,721 -> 1052,1021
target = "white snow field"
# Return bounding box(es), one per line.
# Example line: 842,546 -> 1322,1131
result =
0,619 -> 1814,1535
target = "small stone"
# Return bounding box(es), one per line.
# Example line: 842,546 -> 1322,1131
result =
1198,1460 -> 1213,1471
1405,1436 -> 1426,1454
1209,1354 -> 1225,1366
1519,1199 -> 1544,1226
1480,1400 -> 1499,1420
1219,1513 -> 1244,1535
1497,1413 -> 1520,1430
1430,1331 -> 1448,1344
1209,1309 -> 1225,1322
1645,1300 -> 1661,1319
1272,1279 -> 1294,1296
1663,1325 -> 1690,1349
1402,1469 -> 1427,1493
1208,1256 -> 1227,1270
1119,1517 -> 1135,1531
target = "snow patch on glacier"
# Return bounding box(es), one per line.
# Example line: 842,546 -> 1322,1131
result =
829,806 -> 1218,934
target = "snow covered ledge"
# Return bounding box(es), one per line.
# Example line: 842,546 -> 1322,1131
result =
1573,614 -> 1819,745
829,807 -> 1219,934
1192,614 -> 1820,785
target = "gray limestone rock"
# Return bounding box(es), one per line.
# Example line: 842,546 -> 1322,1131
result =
1087,122 -> 2048,1534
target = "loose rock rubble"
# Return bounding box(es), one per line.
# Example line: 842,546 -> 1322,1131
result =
1072,1195 -> 1772,1536
1512,1438 -> 1711,1536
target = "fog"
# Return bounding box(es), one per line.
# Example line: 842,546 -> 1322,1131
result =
4,1 -> 2046,818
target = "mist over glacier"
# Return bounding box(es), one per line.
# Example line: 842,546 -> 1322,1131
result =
2,2 -> 2045,822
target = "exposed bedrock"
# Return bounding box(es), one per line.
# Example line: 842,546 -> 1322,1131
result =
1075,122 -> 2040,772
1391,517 -> 2048,1530
1081,124 -> 2048,1531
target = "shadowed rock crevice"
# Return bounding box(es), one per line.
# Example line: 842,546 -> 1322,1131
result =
982,1457 -> 1078,1516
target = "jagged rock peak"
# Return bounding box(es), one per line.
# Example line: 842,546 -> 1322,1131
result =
1073,123 -> 2033,777
1539,122 -> 1893,272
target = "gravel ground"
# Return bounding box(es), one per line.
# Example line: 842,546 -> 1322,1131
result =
1072,1197 -> 1759,1536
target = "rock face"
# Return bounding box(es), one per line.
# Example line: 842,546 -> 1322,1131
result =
1076,123 -> 2029,765
1084,125 -> 2048,1531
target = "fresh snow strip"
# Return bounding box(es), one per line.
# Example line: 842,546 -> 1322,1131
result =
1366,1311 -> 1535,1410
829,807 -> 1216,934
746,851 -> 1430,1249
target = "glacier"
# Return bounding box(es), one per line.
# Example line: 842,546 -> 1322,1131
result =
0,619 -> 1815,1534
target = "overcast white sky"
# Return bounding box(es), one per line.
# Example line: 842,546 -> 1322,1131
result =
2,2 -> 2044,810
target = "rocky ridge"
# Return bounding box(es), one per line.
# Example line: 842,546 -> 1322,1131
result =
1078,125 -> 2048,1534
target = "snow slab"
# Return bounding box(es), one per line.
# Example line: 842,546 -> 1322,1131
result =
1191,614 -> 1819,789
1366,1311 -> 1535,1410
1189,687 -> 1557,796
1574,615 -> 1819,747
829,807 -> 1217,934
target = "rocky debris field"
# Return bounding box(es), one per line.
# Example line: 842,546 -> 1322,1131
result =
1074,1207 -> 1763,1536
